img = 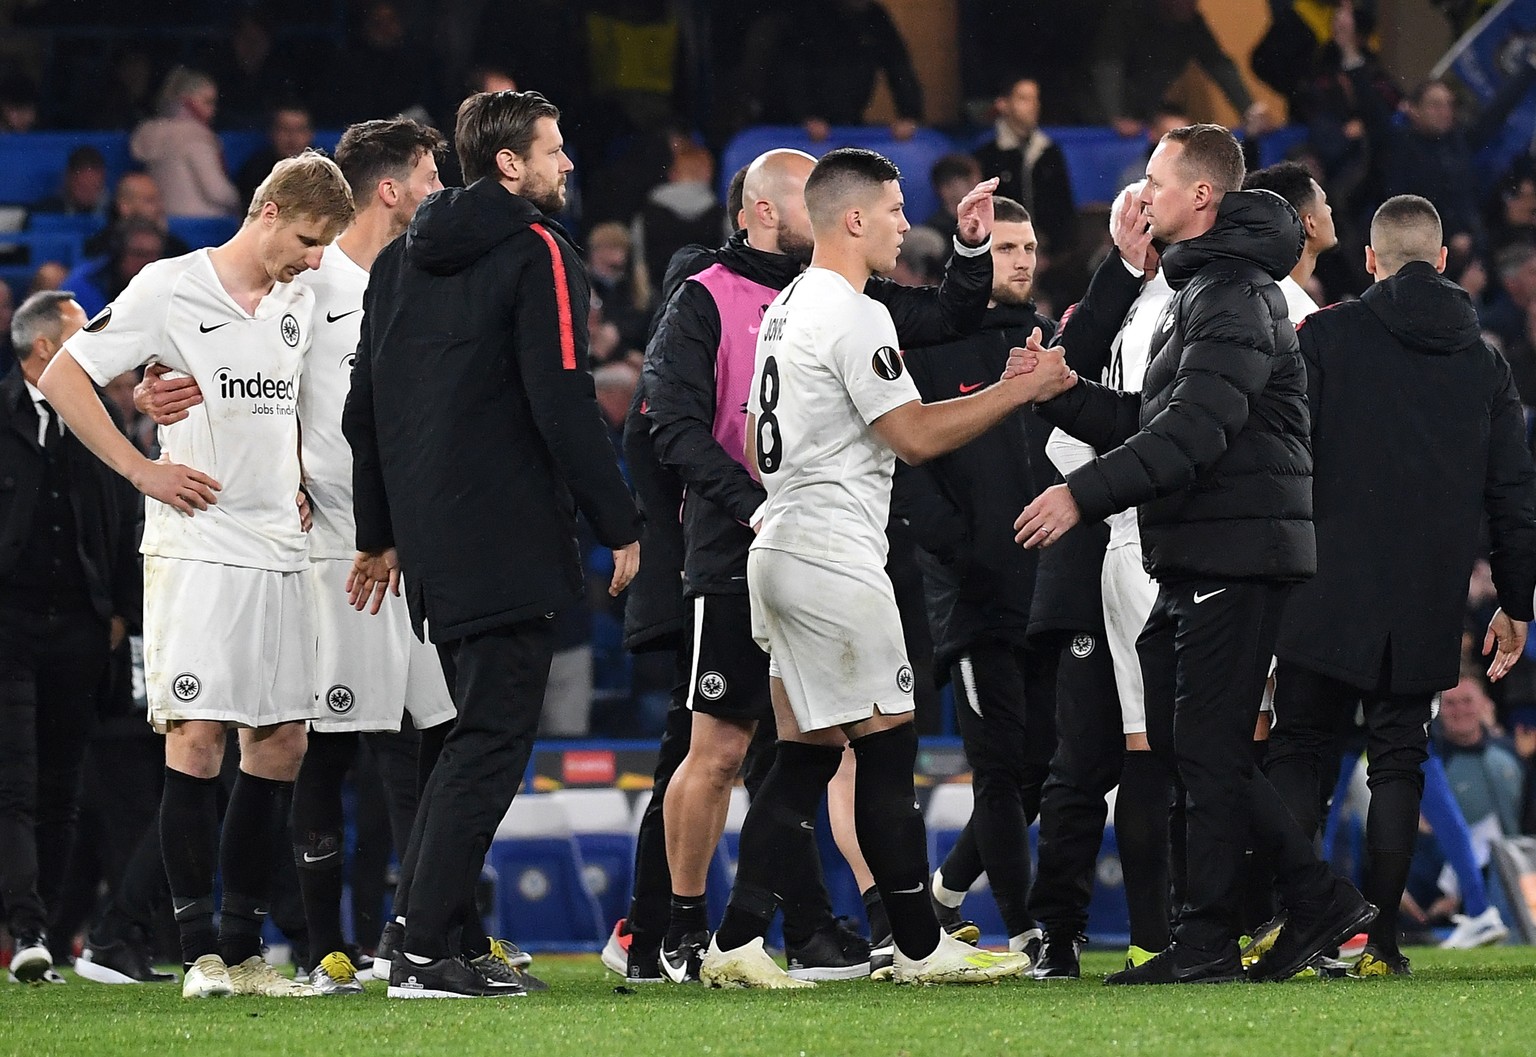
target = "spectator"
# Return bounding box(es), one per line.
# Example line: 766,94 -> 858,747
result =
585,222 -> 651,357
85,172 -> 191,260
888,226 -> 947,287
745,0 -> 924,140
0,74 -> 38,133
1483,241 -> 1536,355
1487,165 -> 1536,255
1092,0 -> 1269,136
33,147 -> 109,219
27,263 -> 68,295
1117,103 -> 1192,189
201,11 -> 301,131
1358,69 -> 1536,252
324,1 -> 432,127
633,140 -> 723,302
922,153 -> 981,242
1435,674 -> 1526,843
129,67 -> 242,217
973,75 -> 1076,254
0,282 -> 12,375
1502,296 -> 1536,406
235,104 -> 315,208
60,219 -> 168,319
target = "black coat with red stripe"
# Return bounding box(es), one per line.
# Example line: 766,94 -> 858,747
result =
345,178 -> 641,642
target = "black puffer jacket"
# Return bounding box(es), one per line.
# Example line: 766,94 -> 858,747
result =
1039,190 -> 1314,582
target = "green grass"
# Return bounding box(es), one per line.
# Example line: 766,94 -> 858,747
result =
4,948 -> 1535,1057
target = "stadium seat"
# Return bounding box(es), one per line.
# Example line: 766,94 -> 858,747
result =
548,788 -> 636,927
488,794 -> 606,951
27,212 -> 99,238
166,216 -> 241,249
0,132 -> 131,205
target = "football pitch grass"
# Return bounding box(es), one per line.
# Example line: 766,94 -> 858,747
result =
6,947 -> 1534,1057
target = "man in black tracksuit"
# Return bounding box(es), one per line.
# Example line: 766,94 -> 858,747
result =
640,150 -> 1002,982
893,196 -> 1139,959
1264,195 -> 1536,976
345,92 -> 642,998
1018,125 -> 1370,984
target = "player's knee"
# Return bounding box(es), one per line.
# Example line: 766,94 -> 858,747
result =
165,723 -> 226,779
242,722 -> 309,779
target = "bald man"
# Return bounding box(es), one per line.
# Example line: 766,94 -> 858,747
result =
1265,194 -> 1536,976
627,147 -> 998,984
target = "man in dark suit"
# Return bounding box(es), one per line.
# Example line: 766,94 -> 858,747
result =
1264,194 -> 1536,977
0,290 -> 140,981
972,75 -> 1076,256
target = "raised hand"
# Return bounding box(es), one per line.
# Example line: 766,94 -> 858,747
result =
1111,185 -> 1155,276
955,177 -> 1001,246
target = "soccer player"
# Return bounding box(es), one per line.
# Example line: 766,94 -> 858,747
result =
699,148 -> 1066,988
134,120 -> 463,994
38,152 -> 356,998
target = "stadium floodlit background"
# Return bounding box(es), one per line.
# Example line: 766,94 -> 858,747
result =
7,1 -> 1536,1047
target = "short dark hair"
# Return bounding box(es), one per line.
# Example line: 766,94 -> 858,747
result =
805,147 -> 902,229
454,90 -> 560,185
726,164 -> 748,227
995,71 -> 1037,98
334,118 -> 445,201
1242,162 -> 1319,216
930,152 -> 980,191
66,146 -> 106,173
1371,194 -> 1443,273
992,195 -> 1031,225
11,289 -> 76,358
1163,123 -> 1245,194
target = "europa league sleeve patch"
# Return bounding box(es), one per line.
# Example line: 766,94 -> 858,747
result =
83,306 -> 112,333
871,345 -> 904,381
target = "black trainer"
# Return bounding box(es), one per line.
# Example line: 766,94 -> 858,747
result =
786,919 -> 872,981
1249,880 -> 1376,983
74,938 -> 178,985
660,930 -> 708,984
1033,932 -> 1082,980
387,955 -> 520,999
1103,941 -> 1244,985
372,920 -> 404,980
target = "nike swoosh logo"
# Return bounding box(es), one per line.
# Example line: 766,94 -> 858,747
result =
891,884 -> 926,895
748,324 -> 761,335
799,820 -> 815,830
303,850 -> 339,863
199,322 -> 231,333
1192,589 -> 1227,604
958,381 -> 984,394
173,902 -> 196,916
326,310 -> 360,323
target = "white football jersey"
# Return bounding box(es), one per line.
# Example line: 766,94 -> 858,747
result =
295,244 -> 367,560
1278,274 -> 1320,325
747,268 -> 920,566
65,249 -> 315,572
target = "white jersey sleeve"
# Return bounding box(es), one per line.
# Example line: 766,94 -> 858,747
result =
825,300 -> 919,426
64,259 -> 179,384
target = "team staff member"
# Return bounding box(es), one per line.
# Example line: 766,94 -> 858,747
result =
1264,195 -> 1536,977
893,196 -> 1140,964
40,153 -> 356,999
1016,125 -> 1370,985
0,291 -> 140,984
344,90 -> 641,1000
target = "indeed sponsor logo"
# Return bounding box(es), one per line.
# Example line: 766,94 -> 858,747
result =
215,366 -> 297,402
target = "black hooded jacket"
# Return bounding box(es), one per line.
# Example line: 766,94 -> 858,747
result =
345,178 -> 642,642
641,230 -> 992,598
1277,262 -> 1536,693
1039,190 -> 1314,582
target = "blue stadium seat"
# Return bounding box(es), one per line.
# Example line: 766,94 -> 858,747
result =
1034,127 -> 1148,207
549,788 -> 635,928
0,132 -> 131,205
27,213 -> 99,238
167,216 -> 241,249
719,126 -> 959,229
219,129 -> 346,179
487,794 -> 606,951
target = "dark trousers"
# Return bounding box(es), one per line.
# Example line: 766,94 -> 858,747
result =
1027,629 -> 1123,938
401,617 -> 554,959
940,640 -> 1056,935
1140,580 -> 1332,951
0,604 -> 107,936
625,650 -> 693,945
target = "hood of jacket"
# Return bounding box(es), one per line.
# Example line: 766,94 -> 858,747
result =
1360,260 -> 1483,355
1161,189 -> 1304,289
715,229 -> 804,291
405,178 -> 556,276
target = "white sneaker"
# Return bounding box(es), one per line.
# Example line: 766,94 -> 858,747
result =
892,930 -> 1033,985
8,938 -> 51,984
226,955 -> 320,996
1440,906 -> 1510,949
600,920 -> 628,977
699,936 -> 814,990
182,955 -> 234,998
